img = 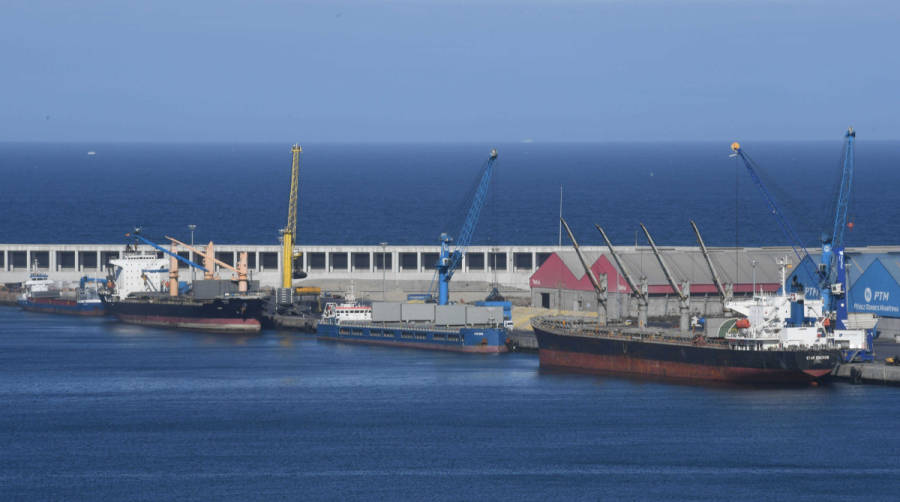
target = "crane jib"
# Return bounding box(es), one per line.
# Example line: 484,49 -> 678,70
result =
431,150 -> 498,304
732,148 -> 814,275
128,233 -> 208,272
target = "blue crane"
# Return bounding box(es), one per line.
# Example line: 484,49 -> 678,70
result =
429,149 -> 498,305
730,142 -> 816,283
820,127 -> 855,323
126,229 -> 208,272
732,131 -> 867,354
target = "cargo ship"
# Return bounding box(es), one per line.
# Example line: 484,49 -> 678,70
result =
17,268 -> 105,316
100,234 -> 265,333
316,300 -> 508,353
103,292 -> 264,333
533,283 -> 869,384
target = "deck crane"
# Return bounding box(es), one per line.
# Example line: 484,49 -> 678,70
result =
127,230 -> 208,272
125,230 -> 209,296
690,220 -> 733,307
640,223 -> 690,332
164,236 -> 250,292
596,224 -> 649,328
560,217 -> 608,325
429,149 -> 499,305
281,144 -> 307,290
821,127 -> 856,325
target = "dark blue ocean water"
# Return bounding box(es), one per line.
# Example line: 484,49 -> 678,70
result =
1,306 -> 899,501
2,141 -> 900,247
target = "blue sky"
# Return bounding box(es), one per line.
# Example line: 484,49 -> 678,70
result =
2,0 -> 898,142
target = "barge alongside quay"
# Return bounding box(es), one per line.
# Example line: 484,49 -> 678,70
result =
316,300 -> 508,353
17,270 -> 105,316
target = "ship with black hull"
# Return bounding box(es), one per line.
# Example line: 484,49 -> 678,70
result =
539,218 -> 872,384
101,292 -> 263,333
100,232 -> 265,334
533,317 -> 841,384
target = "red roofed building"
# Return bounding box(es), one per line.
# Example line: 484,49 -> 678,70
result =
529,249 -> 783,319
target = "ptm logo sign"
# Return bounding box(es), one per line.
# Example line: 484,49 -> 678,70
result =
864,287 -> 890,303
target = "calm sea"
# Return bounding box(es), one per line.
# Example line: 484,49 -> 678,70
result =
3,143 -> 900,500
1,307 -> 898,501
1,141 -> 899,248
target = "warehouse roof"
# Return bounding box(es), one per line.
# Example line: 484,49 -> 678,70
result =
531,248 -> 803,295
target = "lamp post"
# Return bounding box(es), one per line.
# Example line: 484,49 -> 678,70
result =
188,224 -> 197,282
380,242 -> 388,301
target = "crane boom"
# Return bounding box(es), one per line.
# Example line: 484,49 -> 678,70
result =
595,225 -> 647,305
831,128 -> 855,250
690,220 -> 728,301
164,236 -> 235,273
126,231 -> 207,271
821,127 -> 856,315
560,217 -> 605,296
639,223 -> 687,301
730,142 -> 813,270
596,224 -> 648,327
432,149 -> 498,305
282,144 -> 302,289
562,217 -> 608,325
166,235 -> 250,292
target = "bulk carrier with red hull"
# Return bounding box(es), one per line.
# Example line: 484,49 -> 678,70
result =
533,317 -> 840,384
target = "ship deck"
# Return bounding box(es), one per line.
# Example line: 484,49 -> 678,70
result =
328,320 -> 505,333
533,315 -> 720,348
532,315 -> 843,353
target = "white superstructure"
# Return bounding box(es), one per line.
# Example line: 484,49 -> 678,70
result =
722,261 -> 867,351
107,249 -> 169,300
322,302 -> 373,323
19,271 -> 57,301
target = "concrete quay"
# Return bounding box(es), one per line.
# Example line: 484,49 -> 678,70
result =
0,243 -> 560,297
8,242 -> 900,302
833,362 -> 900,385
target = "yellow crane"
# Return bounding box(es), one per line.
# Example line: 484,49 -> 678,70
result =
282,144 -> 302,288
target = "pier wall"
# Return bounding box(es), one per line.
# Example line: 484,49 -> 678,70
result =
0,243 -> 564,293
6,243 -> 900,310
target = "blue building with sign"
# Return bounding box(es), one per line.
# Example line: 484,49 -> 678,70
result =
848,256 -> 900,318
784,255 -> 823,300
782,252 -> 900,336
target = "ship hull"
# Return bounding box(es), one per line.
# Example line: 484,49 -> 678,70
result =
18,298 -> 105,316
102,296 -> 263,333
317,322 -> 508,353
534,326 -> 839,384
